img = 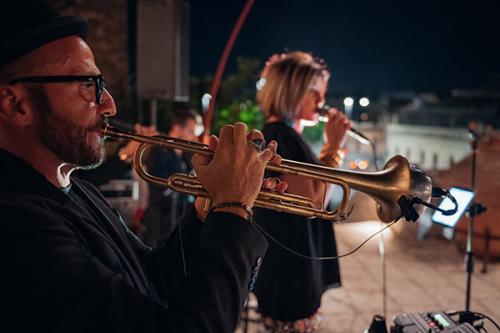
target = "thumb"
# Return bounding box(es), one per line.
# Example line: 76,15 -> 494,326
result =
207,135 -> 219,151
191,135 -> 219,170
191,154 -> 207,174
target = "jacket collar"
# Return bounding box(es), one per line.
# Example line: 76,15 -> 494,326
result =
0,148 -> 69,203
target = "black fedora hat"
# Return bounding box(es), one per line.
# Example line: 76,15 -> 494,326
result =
0,0 -> 87,69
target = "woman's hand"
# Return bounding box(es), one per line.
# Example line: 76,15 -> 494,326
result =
323,108 -> 351,150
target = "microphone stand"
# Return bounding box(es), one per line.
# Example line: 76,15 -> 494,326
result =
465,132 -> 478,313
344,125 -> 388,331
460,131 -> 487,324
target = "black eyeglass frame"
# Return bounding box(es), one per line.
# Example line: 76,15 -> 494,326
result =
7,75 -> 106,104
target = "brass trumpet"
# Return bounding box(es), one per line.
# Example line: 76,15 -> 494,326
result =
102,125 -> 432,222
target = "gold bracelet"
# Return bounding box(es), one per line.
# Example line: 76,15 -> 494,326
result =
319,145 -> 344,167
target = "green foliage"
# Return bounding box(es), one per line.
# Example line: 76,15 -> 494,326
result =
213,57 -> 263,133
214,100 -> 264,133
190,56 -> 263,134
302,122 -> 324,143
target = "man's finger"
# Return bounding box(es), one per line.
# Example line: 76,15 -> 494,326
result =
262,177 -> 280,191
259,140 -> 280,164
262,177 -> 288,193
233,122 -> 248,146
219,125 -> 234,147
247,129 -> 265,143
276,181 -> 288,193
259,147 -> 278,163
270,154 -> 282,165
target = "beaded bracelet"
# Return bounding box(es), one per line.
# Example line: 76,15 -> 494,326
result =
209,201 -> 254,221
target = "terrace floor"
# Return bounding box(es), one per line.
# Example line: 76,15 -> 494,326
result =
237,217 -> 500,333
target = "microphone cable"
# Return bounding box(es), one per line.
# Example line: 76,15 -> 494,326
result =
252,218 -> 400,261
413,187 -> 459,216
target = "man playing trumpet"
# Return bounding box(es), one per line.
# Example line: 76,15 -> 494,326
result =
0,1 -> 283,332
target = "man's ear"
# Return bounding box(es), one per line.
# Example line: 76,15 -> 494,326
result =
0,85 -> 34,126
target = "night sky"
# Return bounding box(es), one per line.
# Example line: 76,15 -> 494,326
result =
189,0 -> 500,94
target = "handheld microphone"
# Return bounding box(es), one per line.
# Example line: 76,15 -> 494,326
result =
317,105 -> 372,145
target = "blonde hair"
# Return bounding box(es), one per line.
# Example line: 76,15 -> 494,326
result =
257,51 -> 329,120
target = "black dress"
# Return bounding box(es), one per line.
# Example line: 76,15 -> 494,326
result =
253,122 -> 341,321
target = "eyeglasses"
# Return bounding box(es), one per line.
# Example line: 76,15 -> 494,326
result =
8,74 -> 106,104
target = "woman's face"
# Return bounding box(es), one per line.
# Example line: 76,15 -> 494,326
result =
297,78 -> 327,121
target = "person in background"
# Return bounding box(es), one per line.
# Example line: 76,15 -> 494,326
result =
0,1 -> 284,332
141,109 -> 203,246
253,51 -> 351,333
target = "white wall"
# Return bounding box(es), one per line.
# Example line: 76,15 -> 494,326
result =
386,124 -> 470,170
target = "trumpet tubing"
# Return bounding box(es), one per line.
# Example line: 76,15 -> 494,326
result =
102,125 -> 432,222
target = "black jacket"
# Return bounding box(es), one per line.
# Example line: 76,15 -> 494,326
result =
0,149 -> 267,332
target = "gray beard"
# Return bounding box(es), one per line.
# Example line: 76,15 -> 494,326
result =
30,87 -> 106,169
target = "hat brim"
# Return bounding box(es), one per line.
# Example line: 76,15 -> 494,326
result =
1,15 -> 87,69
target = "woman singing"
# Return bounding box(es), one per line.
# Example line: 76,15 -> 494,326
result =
253,51 -> 351,333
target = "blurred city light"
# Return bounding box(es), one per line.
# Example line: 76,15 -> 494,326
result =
349,159 -> 370,170
201,93 -> 212,111
349,160 -> 358,169
343,97 -> 354,107
358,159 -> 369,170
256,78 -> 266,90
359,97 -> 370,107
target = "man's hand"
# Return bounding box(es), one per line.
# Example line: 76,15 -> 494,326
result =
192,123 -> 281,218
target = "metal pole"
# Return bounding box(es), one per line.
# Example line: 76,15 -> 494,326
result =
464,136 -> 478,311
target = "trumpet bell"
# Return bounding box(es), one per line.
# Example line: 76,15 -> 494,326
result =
369,156 -> 432,222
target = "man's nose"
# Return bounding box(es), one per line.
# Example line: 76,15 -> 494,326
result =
98,88 -> 116,117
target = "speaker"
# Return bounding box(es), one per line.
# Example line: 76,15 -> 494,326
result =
137,0 -> 189,101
